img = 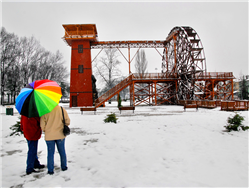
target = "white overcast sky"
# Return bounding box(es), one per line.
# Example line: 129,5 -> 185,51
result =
1,0 -> 248,79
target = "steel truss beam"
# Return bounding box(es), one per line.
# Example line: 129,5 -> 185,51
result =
132,80 -> 177,106
91,40 -> 165,49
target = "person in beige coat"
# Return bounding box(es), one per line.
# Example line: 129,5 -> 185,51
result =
40,105 -> 70,175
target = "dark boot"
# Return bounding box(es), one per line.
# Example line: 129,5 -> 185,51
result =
35,164 -> 45,169
26,169 -> 39,175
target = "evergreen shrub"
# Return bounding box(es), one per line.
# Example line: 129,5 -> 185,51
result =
224,112 -> 249,132
104,113 -> 118,124
10,116 -> 23,136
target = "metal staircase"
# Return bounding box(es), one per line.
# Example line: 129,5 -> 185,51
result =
95,74 -> 134,108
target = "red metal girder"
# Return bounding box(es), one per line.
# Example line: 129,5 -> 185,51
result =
134,96 -> 151,106
91,40 -> 165,49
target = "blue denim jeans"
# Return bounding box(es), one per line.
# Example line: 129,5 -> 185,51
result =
46,139 -> 67,173
26,140 -> 41,173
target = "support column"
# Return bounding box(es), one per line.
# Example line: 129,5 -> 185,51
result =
175,80 -> 178,103
211,80 -> 214,100
154,82 -> 157,106
128,47 -> 131,74
151,84 -> 154,105
132,81 -> 135,106
231,79 -> 234,100
128,47 -> 133,106
173,35 -> 177,75
149,83 -> 151,104
130,81 -> 135,106
166,47 -> 168,74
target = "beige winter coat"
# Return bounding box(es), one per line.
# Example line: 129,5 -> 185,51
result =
40,105 -> 70,141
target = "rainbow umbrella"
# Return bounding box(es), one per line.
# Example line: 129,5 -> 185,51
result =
15,79 -> 62,117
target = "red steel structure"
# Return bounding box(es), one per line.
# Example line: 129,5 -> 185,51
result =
62,24 -> 234,108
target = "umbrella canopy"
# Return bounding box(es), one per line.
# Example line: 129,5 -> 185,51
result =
15,79 -> 62,117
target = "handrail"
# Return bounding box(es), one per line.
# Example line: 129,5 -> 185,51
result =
132,72 -> 233,80
132,73 -> 177,79
64,30 -> 96,37
197,72 -> 234,79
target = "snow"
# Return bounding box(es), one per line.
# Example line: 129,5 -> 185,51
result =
1,102 -> 248,187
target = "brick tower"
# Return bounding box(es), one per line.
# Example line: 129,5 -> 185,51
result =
62,24 -> 98,107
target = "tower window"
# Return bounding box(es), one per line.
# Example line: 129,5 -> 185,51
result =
78,65 -> 84,73
78,45 -> 83,53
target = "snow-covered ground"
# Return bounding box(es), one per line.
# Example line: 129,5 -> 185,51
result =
0,102 -> 248,187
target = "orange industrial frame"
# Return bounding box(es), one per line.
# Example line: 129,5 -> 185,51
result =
63,24 -> 234,108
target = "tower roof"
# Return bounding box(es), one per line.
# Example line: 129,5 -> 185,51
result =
62,24 -> 98,46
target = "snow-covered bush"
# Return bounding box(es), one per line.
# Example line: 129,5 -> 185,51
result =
104,113 -> 118,124
224,112 -> 248,132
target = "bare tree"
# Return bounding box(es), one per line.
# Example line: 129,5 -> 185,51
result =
18,36 -> 41,84
0,27 -> 20,104
93,48 -> 121,94
46,50 -> 69,83
0,27 -> 69,104
134,49 -> 148,77
34,49 -> 51,80
35,50 -> 68,82
134,49 -> 149,101
16,36 -> 69,85
6,60 -> 21,104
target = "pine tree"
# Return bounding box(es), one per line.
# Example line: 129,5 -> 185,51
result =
118,93 -> 122,108
240,75 -> 249,100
